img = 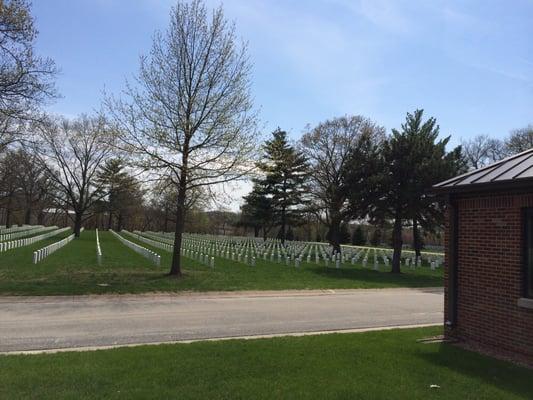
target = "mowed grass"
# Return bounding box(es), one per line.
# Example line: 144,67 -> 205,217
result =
2,327 -> 532,399
0,230 -> 443,295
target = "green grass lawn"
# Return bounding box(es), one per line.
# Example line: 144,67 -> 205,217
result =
1,327 -> 532,399
0,230 -> 443,295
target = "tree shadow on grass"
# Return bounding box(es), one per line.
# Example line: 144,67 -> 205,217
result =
308,265 -> 443,287
417,343 -> 533,398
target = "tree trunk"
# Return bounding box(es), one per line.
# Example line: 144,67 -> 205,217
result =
37,210 -> 45,225
24,206 -> 32,225
280,206 -> 286,244
117,212 -> 123,231
412,218 -> 422,258
74,212 -> 83,237
254,225 -> 259,237
170,166 -> 188,276
5,209 -> 11,228
328,215 -> 342,255
5,196 -> 13,228
164,207 -> 169,232
107,210 -> 113,230
391,214 -> 403,273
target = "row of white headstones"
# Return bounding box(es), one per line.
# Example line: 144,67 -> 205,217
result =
1,226 -> 161,267
1,226 -> 70,254
124,230 -> 216,268
110,229 -> 161,266
0,224 -> 40,235
130,231 -> 443,271
32,228 -> 84,264
0,225 -> 57,242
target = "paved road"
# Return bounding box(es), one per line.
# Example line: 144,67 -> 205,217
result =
0,288 -> 443,353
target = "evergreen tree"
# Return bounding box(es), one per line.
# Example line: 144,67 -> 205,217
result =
256,129 -> 309,243
351,225 -> 366,245
371,109 -> 464,273
285,226 -> 294,241
96,159 -> 142,230
369,228 -> 382,246
412,218 -> 424,257
240,182 -> 273,239
339,223 -> 350,244
344,129 -> 385,229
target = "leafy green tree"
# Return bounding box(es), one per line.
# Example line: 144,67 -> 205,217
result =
370,109 -> 464,273
256,129 -> 309,243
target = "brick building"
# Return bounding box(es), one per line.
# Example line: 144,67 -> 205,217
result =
434,150 -> 533,365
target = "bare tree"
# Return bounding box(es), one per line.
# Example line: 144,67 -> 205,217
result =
0,148 -> 22,227
0,0 -> 57,151
505,124 -> 533,155
106,0 -> 257,276
300,116 -> 385,253
461,134 -> 506,170
11,147 -> 52,224
34,115 -> 114,236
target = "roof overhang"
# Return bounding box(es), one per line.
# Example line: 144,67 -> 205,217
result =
433,148 -> 533,195
432,177 -> 533,195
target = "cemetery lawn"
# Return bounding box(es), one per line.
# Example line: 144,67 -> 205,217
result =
0,230 -> 443,296
2,326 -> 532,399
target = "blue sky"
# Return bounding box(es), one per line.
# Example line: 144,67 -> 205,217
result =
33,0 -> 532,147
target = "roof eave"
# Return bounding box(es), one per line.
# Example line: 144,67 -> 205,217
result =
432,178 -> 533,195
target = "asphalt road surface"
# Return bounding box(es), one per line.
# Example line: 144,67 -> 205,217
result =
0,288 -> 443,353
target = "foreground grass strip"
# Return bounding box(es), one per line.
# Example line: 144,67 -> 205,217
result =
1,327 -> 532,399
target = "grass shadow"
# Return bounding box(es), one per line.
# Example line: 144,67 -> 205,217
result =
417,342 -> 533,398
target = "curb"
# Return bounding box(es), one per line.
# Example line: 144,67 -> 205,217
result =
0,323 -> 443,355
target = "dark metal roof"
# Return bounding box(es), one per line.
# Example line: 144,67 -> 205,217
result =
433,148 -> 533,194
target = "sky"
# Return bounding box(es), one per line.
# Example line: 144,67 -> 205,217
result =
31,0 -> 533,208
33,0 -> 533,146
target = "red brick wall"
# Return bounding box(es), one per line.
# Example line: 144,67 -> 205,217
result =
444,192 -> 533,361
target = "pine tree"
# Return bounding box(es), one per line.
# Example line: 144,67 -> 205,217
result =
339,223 -> 350,244
351,225 -> 366,245
240,182 -> 273,239
372,109 -> 464,273
370,228 -> 382,246
96,159 -> 142,230
256,129 -> 309,243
